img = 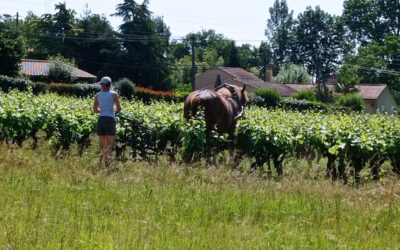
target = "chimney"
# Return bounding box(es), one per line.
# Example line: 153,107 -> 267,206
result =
265,67 -> 273,82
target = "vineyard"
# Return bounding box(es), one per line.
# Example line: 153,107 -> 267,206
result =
1,90 -> 400,183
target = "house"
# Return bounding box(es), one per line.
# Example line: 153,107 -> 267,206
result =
195,67 -> 296,97
20,59 -> 97,81
286,83 -> 398,114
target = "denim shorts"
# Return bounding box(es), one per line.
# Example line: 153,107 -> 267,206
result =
96,116 -> 116,136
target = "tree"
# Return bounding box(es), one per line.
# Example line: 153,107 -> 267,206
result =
47,55 -> 76,83
341,35 -> 400,101
343,0 -> 400,44
0,15 -> 26,76
113,0 -> 171,89
274,63 -> 312,84
337,64 -> 360,93
21,3 -> 77,59
295,6 -> 345,83
72,9 -> 120,78
237,44 -> 256,70
255,41 -> 273,80
266,0 -> 294,70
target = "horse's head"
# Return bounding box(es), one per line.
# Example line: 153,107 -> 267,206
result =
215,84 -> 248,120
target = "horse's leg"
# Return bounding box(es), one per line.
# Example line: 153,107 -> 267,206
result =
227,128 -> 236,166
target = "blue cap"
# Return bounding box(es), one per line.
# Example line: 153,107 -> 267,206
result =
99,76 -> 112,85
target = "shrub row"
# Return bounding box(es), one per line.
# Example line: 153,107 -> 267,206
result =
0,75 -> 191,101
49,83 -> 100,97
0,75 -> 101,97
135,86 -> 188,102
251,86 -> 366,112
0,75 -> 47,94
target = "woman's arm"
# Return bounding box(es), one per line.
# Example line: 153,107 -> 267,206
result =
93,94 -> 100,113
113,92 -> 122,113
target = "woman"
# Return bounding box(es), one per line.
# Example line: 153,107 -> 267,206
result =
93,76 -> 122,166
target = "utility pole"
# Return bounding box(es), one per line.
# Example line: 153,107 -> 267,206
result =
190,34 -> 196,91
16,12 -> 19,30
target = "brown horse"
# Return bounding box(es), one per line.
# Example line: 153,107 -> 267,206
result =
183,83 -> 248,163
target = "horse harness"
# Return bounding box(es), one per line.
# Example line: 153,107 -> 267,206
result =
197,86 -> 244,121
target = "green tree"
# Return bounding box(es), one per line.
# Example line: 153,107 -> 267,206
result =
295,6 -> 345,83
22,3 -> 77,59
72,9 -> 120,78
343,0 -> 400,44
342,35 -> 400,101
274,63 -> 312,84
237,44 -> 256,70
337,64 -> 360,93
113,0 -> 171,89
255,41 -> 273,80
47,55 -> 76,83
266,0 -> 294,70
0,15 -> 26,76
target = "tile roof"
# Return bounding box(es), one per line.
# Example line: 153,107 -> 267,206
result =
218,67 -> 296,97
285,83 -> 388,100
219,67 -> 264,83
358,84 -> 387,100
21,59 -> 96,79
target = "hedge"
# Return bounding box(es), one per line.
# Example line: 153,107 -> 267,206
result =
0,75 -> 48,94
49,83 -> 100,97
135,86 -> 187,102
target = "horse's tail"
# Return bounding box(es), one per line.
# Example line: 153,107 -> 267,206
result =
184,93 -> 201,120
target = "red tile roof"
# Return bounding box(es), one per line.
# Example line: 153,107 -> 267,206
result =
358,84 -> 387,100
285,83 -> 388,100
218,67 -> 296,96
219,67 -> 264,83
21,59 -> 96,79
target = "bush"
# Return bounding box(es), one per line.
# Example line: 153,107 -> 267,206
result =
0,75 -> 48,94
114,78 -> 135,100
30,82 -> 49,94
49,83 -> 100,97
252,87 -> 282,107
280,98 -> 327,112
0,75 -> 30,92
274,64 -> 312,84
135,86 -> 181,102
47,56 -> 77,83
335,94 -> 365,112
292,89 -> 317,102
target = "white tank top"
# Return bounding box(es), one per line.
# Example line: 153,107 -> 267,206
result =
98,90 -> 116,118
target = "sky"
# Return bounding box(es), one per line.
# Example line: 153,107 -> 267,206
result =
0,0 -> 344,45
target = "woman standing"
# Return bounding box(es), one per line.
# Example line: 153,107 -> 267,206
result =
93,76 -> 122,166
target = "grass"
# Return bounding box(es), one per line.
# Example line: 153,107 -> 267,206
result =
1,142 -> 400,249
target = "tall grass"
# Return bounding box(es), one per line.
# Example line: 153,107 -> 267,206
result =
1,142 -> 400,249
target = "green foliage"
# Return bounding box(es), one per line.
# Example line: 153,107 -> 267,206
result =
113,0 -> 171,87
49,83 -> 100,97
266,0 -> 294,70
47,56 -> 77,83
341,35 -> 400,102
275,64 -> 312,84
280,98 -> 326,111
0,75 -> 48,94
291,88 -> 317,101
337,64 -> 360,93
0,16 -> 26,76
294,7 -> 345,83
114,78 -> 135,100
316,83 -> 333,103
335,93 -> 365,112
253,87 -> 282,107
343,0 -> 400,44
1,91 -> 400,183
